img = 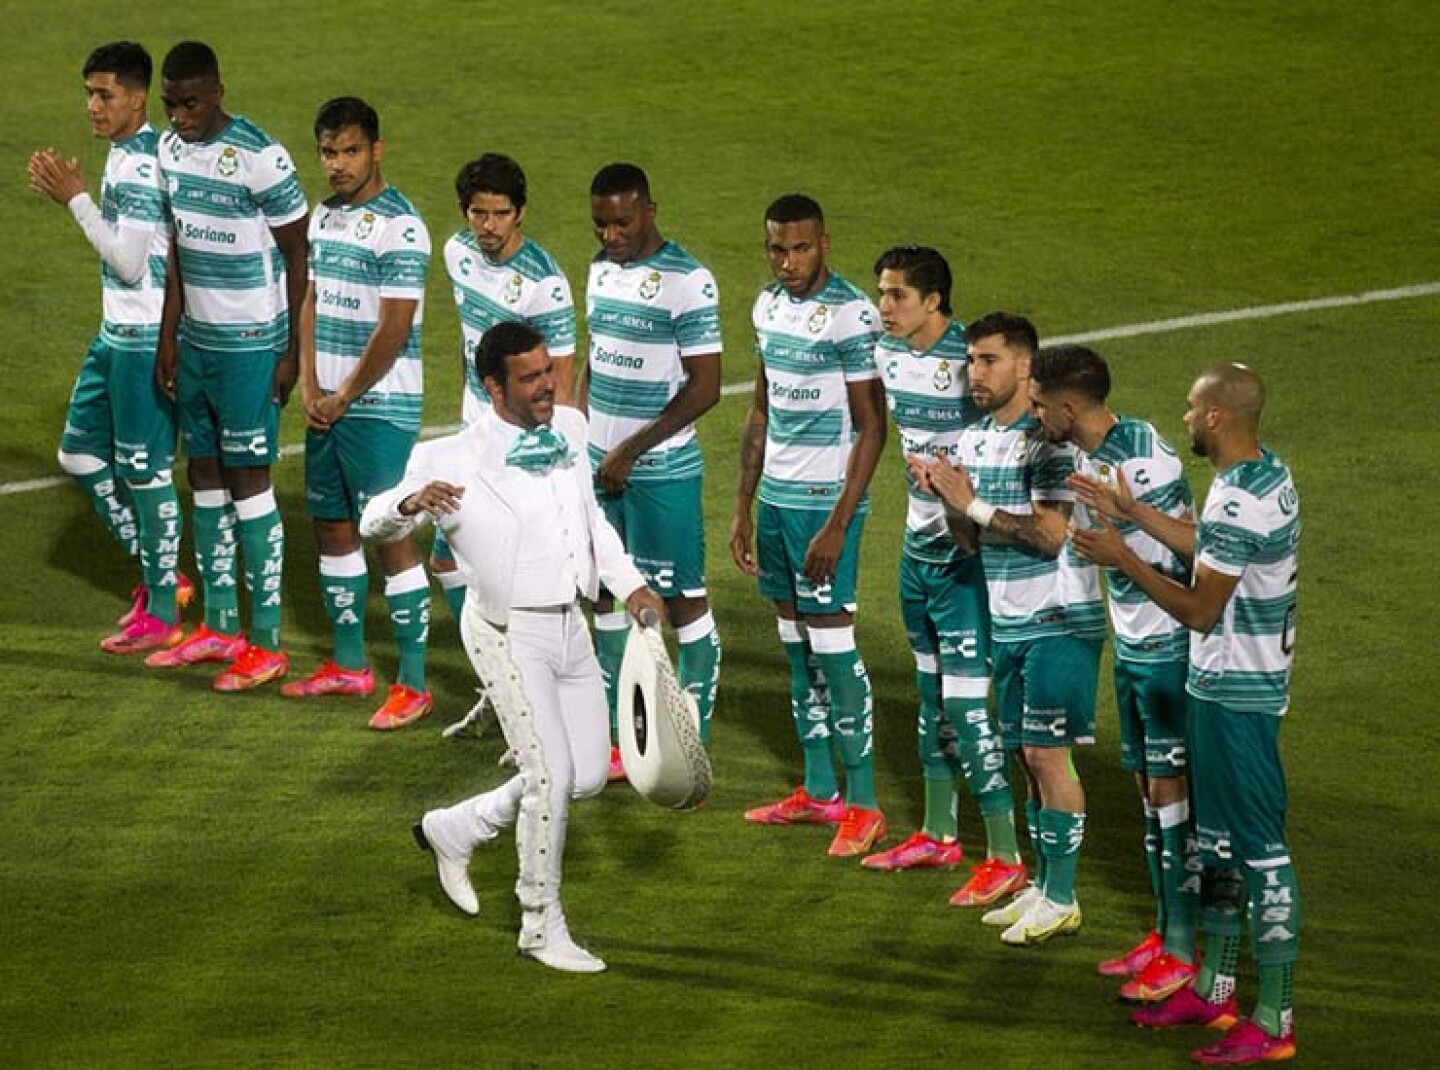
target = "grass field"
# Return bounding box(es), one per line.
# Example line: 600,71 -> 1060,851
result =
4,3 -> 1439,1068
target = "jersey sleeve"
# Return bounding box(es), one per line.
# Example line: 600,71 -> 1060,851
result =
250,144 -> 308,228
833,297 -> 881,382
1197,487 -> 1264,577
672,267 -> 723,358
525,271 -> 577,357
112,153 -> 168,230
1032,441 -> 1078,502
376,214 -> 431,299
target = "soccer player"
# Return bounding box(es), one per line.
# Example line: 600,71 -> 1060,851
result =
29,41 -> 189,654
732,194 -> 887,858
147,41 -> 308,691
862,247 -> 1027,903
1072,363 -> 1301,1065
1028,344 -> 1201,998
914,312 -> 1106,944
282,97 -> 433,731
584,163 -> 723,766
432,153 -> 577,622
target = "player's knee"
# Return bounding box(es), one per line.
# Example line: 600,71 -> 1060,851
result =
57,449 -> 106,477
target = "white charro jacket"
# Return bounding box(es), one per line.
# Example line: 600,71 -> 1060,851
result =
360,405 -> 646,626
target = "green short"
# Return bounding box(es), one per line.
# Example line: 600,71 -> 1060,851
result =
1188,696 -> 1290,866
756,500 -> 864,615
899,552 -> 989,679
1115,656 -> 1190,778
61,336 -> 177,481
993,634 -> 1102,750
177,340 -> 280,466
597,476 -> 707,599
304,415 -> 417,522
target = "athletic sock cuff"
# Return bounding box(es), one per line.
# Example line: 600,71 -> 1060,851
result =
233,488 -> 278,520
194,488 -> 231,509
320,551 -> 368,578
808,625 -> 856,654
675,612 -> 716,645
385,564 -> 429,597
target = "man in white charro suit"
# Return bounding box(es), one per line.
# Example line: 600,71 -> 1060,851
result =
361,319 -> 665,973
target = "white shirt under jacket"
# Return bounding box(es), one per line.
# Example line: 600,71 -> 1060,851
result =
360,404 -> 646,625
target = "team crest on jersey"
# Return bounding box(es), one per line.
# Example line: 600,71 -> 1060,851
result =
504,273 -> 523,305
355,212 -> 376,240
932,360 -> 953,392
217,146 -> 239,178
638,271 -> 663,300
806,304 -> 829,335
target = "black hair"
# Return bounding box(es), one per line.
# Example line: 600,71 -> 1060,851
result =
590,162 -> 650,200
966,311 -> 1039,356
83,41 -> 152,90
161,40 -> 219,83
1031,344 -> 1111,404
874,245 -> 953,316
764,193 -> 824,227
456,153 -> 528,210
476,320 -> 545,387
314,96 -> 380,143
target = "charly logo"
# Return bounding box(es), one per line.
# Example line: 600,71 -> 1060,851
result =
217,146 -> 239,178
806,304 -> 829,335
638,271 -> 662,300
702,282 -> 716,299
355,212 -> 375,240
932,359 -> 953,392
504,273 -> 523,305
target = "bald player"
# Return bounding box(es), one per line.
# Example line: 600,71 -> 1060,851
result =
1072,363 -> 1301,1066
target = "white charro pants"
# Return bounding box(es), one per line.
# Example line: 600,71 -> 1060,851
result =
459,601 -> 609,936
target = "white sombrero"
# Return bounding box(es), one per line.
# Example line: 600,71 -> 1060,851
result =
617,618 -> 712,810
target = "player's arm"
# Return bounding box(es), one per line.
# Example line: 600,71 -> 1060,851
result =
918,453 -> 1069,557
1068,469 -> 1196,564
29,150 -> 151,285
803,377 -> 887,583
1073,518 -> 1236,631
156,232 -> 184,399
309,295 -> 419,430
595,351 -> 721,492
270,216 -> 310,405
296,280 -> 325,429
729,367 -> 769,576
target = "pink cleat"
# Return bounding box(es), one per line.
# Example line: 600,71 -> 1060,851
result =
861,831 -> 962,871
1191,1019 -> 1296,1065
1119,951 -> 1198,1003
101,612 -> 183,655
1132,984 -> 1238,1031
281,660 -> 376,698
213,645 -> 288,692
828,806 -> 887,857
367,684 -> 434,730
744,786 -> 845,826
950,857 -> 1030,907
145,624 -> 247,668
1099,930 -> 1165,977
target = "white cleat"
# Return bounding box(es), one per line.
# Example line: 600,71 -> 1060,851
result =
1000,895 -> 1082,946
413,812 -> 479,916
982,883 -> 1041,927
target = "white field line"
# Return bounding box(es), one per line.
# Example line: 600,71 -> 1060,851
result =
7,280 -> 1439,496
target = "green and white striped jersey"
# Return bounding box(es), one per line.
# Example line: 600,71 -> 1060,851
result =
159,116 -> 307,351
444,232 -> 576,425
307,186 -> 429,432
1080,417 -> 1193,663
959,412 -> 1106,643
878,320 -> 982,562
585,241 -> 721,483
1189,448 -> 1299,716
753,274 -> 880,512
98,124 -> 168,350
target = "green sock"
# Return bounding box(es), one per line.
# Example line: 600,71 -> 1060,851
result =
1195,865 -> 1246,1004
437,571 -> 466,622
1037,808 -> 1085,906
676,611 -> 721,743
385,565 -> 430,692
235,490 -> 283,650
192,489 -> 240,635
593,611 -> 630,738
779,619 -> 837,801
916,667 -> 958,838
1158,800 -> 1201,961
128,477 -> 182,625
1244,861 -> 1301,1036
811,629 -> 876,810
922,776 -> 958,841
1026,797 -> 1045,888
320,552 -> 368,671
1144,804 -> 1166,933
946,681 -> 1018,860
71,462 -> 140,559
